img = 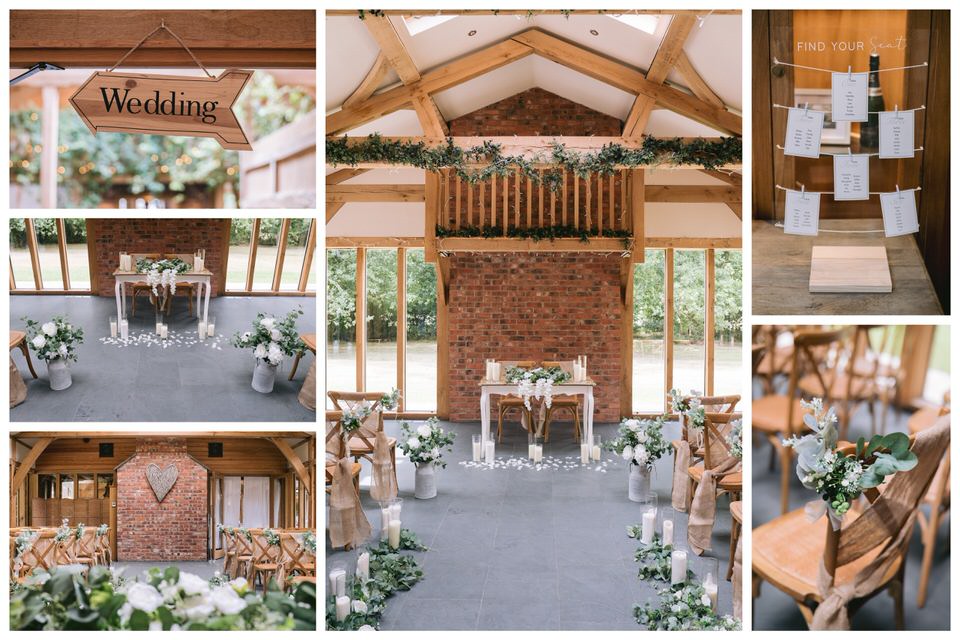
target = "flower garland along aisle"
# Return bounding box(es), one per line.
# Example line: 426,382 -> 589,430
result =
504,365 -> 571,415
783,398 -> 918,527
326,530 -> 427,630
232,308 -> 305,394
22,315 -> 84,391
605,416 -> 669,501
136,257 -> 189,310
398,417 -> 456,499
626,526 -> 740,631
10,566 -> 315,630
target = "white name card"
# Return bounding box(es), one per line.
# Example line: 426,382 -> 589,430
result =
831,72 -> 869,122
833,154 -> 870,201
784,189 -> 821,236
880,189 -> 920,237
784,107 -> 825,158
878,110 -> 916,159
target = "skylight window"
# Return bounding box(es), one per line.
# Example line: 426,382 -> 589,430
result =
608,13 -> 662,36
402,14 -> 457,36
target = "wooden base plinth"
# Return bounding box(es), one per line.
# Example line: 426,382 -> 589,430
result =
808,246 -> 892,293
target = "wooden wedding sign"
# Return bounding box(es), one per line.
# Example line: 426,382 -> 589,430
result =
69,69 -> 253,150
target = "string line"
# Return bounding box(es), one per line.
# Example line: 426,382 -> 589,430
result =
772,58 -> 928,74
773,222 -> 886,234
775,144 -> 924,157
775,184 -> 921,196
109,20 -> 213,77
773,103 -> 925,115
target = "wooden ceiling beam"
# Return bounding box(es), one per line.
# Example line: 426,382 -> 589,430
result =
332,10 -> 741,16
646,236 -> 741,249
326,202 -> 345,224
326,168 -> 370,185
698,169 -> 742,188
326,237 -> 426,248
327,184 -> 425,203
343,52 -> 391,109
624,15 -> 696,136
674,51 -> 725,108
645,185 -> 741,204
512,29 -> 741,136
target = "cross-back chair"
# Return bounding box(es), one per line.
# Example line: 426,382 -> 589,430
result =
278,531 -> 316,590
755,326 -> 795,394
325,410 -> 362,494
129,253 -> 161,316
327,391 -> 397,489
686,411 -> 743,510
497,360 -> 537,442
670,394 -> 740,470
250,529 -> 282,590
540,360 -> 581,443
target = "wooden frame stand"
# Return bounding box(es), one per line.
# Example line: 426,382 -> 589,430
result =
808,246 -> 892,293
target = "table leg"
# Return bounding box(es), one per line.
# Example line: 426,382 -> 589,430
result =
583,389 -> 595,447
480,389 -> 490,445
203,279 -> 211,326
195,281 -> 202,319
115,280 -> 123,323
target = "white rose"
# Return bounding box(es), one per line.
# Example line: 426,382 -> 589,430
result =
701,594 -> 712,607
41,322 -> 57,336
228,577 -> 248,594
178,572 -> 209,596
352,599 -> 368,613
625,419 -> 641,430
254,343 -> 267,359
406,437 -> 421,450
270,328 -> 281,340
126,582 -> 164,612
259,317 -> 275,330
210,584 -> 246,615
633,445 -> 648,464
431,447 -> 440,459
181,596 -> 215,620
31,335 -> 46,349
416,424 -> 432,438
58,344 -> 68,356
636,431 -> 648,443
621,445 -> 634,461
358,625 -> 376,631
241,331 -> 251,341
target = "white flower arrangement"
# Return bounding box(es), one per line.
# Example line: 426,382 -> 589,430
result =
341,404 -> 373,434
505,365 -> 571,410
22,316 -> 84,362
605,416 -> 669,470
95,524 -> 109,538
13,529 -> 40,575
670,388 -> 706,429
54,518 -> 72,544
263,528 -> 280,546
232,308 -> 304,366
381,388 -> 401,411
136,257 -> 189,299
298,531 -> 317,555
783,397 -> 918,524
727,419 -> 743,459
398,417 -> 456,468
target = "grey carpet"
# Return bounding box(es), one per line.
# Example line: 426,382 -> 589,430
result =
10,295 -> 315,422
326,419 -> 736,630
751,379 -> 950,630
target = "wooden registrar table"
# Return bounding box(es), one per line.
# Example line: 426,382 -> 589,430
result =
752,220 -> 942,315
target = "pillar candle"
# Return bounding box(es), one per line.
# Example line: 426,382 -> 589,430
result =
670,550 -> 687,585
120,320 -> 129,340
533,445 -> 543,464
356,552 -> 370,583
155,321 -> 163,335
198,321 -> 207,340
472,438 -> 482,462
379,508 -> 390,541
591,444 -> 601,461
388,520 -> 401,548
580,443 -> 590,464
335,595 -> 350,621
195,256 -> 204,272
641,510 -> 656,544
388,503 -> 402,520
485,440 -> 495,463
704,575 -> 718,611
207,322 -> 216,337
662,519 -> 674,547
160,325 -> 168,339
328,568 -> 346,596
493,362 -> 500,380
109,319 -> 118,338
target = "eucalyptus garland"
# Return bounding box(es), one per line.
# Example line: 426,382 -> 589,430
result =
436,224 -> 632,247
634,581 -> 741,631
325,530 -> 428,631
326,135 -> 741,183
626,532 -> 687,583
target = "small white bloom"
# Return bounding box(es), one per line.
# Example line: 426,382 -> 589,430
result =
254,343 -> 267,359
625,419 -> 641,430
352,599 -> 368,613
41,322 -> 57,337
407,437 -> 421,450
58,344 -> 68,356
621,445 -> 634,461
634,445 -> 648,464
31,335 -> 46,349
430,447 -> 440,459
635,430 -> 648,443
126,582 -> 164,612
701,594 -> 712,607
416,424 -> 432,438
270,328 -> 281,340
259,317 -> 276,330
178,572 -> 209,596
210,584 -> 246,615
228,577 -> 248,593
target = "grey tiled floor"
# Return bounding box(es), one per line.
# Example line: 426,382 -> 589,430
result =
10,295 -> 315,422
327,419 -> 736,630
752,379 -> 950,630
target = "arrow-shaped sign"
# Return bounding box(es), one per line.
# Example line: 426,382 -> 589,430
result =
69,69 -> 253,150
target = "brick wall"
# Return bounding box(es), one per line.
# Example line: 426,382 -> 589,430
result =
446,252 -> 623,422
448,87 -> 622,136
88,218 -> 229,297
116,438 -> 208,562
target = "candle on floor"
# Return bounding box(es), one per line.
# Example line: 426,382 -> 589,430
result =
641,509 -> 656,544
160,324 -> 168,339
580,443 -> 590,464
109,317 -> 118,338
198,321 -> 207,340
670,550 -> 687,585
356,551 -> 370,583
335,595 -> 350,621
472,434 -> 482,462
485,439 -> 496,463
388,502 -> 402,521
207,317 -> 216,337
388,520 -> 401,548
534,444 -> 543,464
704,574 -> 719,611
591,435 -> 602,461
328,568 -> 346,596
662,519 -> 674,547
155,321 -> 163,335
120,319 -> 129,340
380,508 -> 390,541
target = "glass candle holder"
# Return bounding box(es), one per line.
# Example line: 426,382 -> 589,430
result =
591,434 -> 602,461
638,492 -> 659,545
327,561 -> 347,598
698,556 -> 720,611
109,316 -> 118,338
657,506 -> 677,547
207,315 -> 216,337
472,434 -> 483,462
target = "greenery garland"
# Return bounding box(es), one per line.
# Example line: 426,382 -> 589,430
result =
325,530 -> 427,631
436,224 -> 632,247
626,529 -> 690,583
504,365 -> 571,385
326,135 -> 741,184
634,581 -> 741,631
360,10 -> 600,20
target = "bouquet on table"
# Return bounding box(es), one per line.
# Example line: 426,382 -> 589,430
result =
783,398 -> 918,527
136,257 -> 189,306
504,365 -> 571,410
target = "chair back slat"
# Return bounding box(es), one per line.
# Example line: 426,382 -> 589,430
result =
784,328 -> 848,435
702,412 -> 742,470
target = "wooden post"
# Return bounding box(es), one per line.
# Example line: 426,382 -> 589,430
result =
538,170 -> 544,227
597,173 -> 603,234
526,176 -> 532,227
562,169 -> 568,224
109,484 -> 118,561
40,85 -> 59,209
355,248 -> 367,391
490,173 -> 497,229
454,174 -> 462,230
620,258 -> 635,417
705,248 -> 715,395
502,172 -> 508,236
631,169 -> 646,263
397,247 -> 407,412
664,248 -> 675,411
424,171 -> 439,263
620,169 -> 627,230
514,170 -> 521,228
609,173 -> 616,230
55,218 -> 70,289
436,258 -> 450,419
573,176 -> 580,229
466,181 -> 473,227
24,218 -> 43,289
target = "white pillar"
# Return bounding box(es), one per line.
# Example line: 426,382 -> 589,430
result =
40,85 -> 60,209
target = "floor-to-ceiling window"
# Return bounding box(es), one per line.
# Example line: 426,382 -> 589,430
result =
713,250 -> 743,397
326,249 -> 357,394
632,249 -> 666,412
405,249 -> 438,411
223,217 -> 316,294
9,217 -> 90,292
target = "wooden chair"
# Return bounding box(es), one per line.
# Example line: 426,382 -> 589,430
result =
671,394 -> 740,471
755,326 -> 795,394
94,527 -> 111,566
12,529 -> 58,582
728,501 -> 742,581
908,395 -> 950,608
798,326 -> 880,440
160,253 -> 197,316
278,531 -> 316,590
540,361 -> 580,443
73,528 -> 98,571
686,411 -> 743,510
752,420 -> 949,629
251,530 -> 282,591
288,333 -> 316,380
221,527 -> 239,578
10,331 -> 38,379
327,391 -> 397,490
753,328 -> 848,514
233,529 -> 257,585
129,253 -> 161,316
325,412 -> 361,494
497,360 -> 537,442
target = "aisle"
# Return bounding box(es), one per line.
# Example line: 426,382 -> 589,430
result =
326,419 -> 735,630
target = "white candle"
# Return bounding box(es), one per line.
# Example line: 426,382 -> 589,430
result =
485,361 -> 492,380
160,325 -> 168,339
472,439 -> 482,462
641,510 -> 656,544
670,550 -> 687,585
380,508 -> 390,541
662,519 -> 674,546
198,321 -> 207,339
580,443 -> 590,464
388,503 -> 402,520
335,595 -> 350,621
592,444 -> 601,461
120,320 -> 129,340
155,321 -> 162,335
207,322 -> 215,337
195,256 -> 204,272
534,445 -> 543,464
704,575 -> 718,611
388,520 -> 401,548
485,440 -> 496,463
493,362 -> 501,380
328,568 -> 346,596
109,319 -> 118,338
356,552 -> 370,583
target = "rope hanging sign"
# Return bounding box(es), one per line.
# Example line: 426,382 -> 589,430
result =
68,21 -> 253,150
